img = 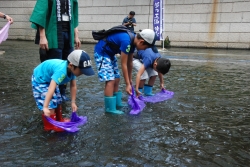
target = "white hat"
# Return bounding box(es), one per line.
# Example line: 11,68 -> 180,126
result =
139,29 -> 156,45
67,50 -> 95,76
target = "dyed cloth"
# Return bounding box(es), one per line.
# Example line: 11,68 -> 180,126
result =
0,22 -> 10,44
128,87 -> 174,115
46,112 -> 87,132
139,89 -> 174,103
128,86 -> 146,115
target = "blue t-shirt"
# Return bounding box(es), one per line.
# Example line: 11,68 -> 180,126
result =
122,17 -> 136,32
33,59 -> 76,84
137,48 -> 161,68
94,32 -> 135,57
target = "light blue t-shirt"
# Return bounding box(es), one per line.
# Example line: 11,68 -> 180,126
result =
137,48 -> 161,68
94,32 -> 135,57
33,59 -> 76,84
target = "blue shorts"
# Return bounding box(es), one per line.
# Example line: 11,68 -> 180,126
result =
94,52 -> 120,82
31,75 -> 62,110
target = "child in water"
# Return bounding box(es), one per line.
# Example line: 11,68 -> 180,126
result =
133,48 -> 171,97
31,50 -> 95,132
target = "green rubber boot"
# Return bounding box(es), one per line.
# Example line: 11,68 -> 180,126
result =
114,91 -> 128,107
104,96 -> 124,114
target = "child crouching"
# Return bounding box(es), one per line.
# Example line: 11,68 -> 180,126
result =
31,50 -> 95,132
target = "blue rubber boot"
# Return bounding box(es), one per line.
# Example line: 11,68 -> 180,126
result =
139,88 -> 143,94
133,87 -> 143,95
104,96 -> 124,114
144,85 -> 154,96
114,91 -> 128,107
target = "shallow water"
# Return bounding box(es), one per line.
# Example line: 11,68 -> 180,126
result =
0,41 -> 249,166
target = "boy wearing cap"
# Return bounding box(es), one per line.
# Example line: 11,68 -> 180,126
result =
133,48 -> 171,97
94,28 -> 157,114
31,50 -> 94,132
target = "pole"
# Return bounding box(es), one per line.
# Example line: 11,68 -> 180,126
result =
162,0 -> 164,50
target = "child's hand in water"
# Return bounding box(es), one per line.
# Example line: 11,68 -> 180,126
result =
43,107 -> 50,117
136,89 -> 142,98
71,102 -> 77,112
160,83 -> 165,90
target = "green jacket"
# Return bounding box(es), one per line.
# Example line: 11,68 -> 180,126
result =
30,0 -> 78,49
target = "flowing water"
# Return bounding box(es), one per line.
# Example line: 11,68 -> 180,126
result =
0,41 -> 249,166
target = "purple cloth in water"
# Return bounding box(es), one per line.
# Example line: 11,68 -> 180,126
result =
139,89 -> 174,103
128,88 -> 174,115
0,22 -> 10,44
128,94 -> 146,115
128,86 -> 146,115
46,112 -> 87,132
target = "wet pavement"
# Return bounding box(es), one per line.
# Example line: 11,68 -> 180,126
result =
0,41 -> 249,166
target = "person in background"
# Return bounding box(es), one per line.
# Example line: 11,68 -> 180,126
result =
31,50 -> 94,132
30,0 -> 80,101
122,11 -> 136,33
0,12 -> 14,24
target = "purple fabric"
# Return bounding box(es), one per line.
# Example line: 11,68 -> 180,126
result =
128,87 -> 174,115
128,86 -> 146,115
139,89 -> 174,103
0,22 -> 10,44
46,112 -> 87,132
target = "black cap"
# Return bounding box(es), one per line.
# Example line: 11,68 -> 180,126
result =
156,58 -> 171,75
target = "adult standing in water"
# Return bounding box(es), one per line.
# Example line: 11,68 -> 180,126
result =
30,0 -> 81,102
122,11 -> 137,33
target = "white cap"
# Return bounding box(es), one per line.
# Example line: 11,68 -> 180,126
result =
67,50 -> 95,76
139,29 -> 156,45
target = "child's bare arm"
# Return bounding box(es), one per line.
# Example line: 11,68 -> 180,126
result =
136,65 -> 145,97
158,73 -> 165,90
39,26 -> 49,50
127,53 -> 133,84
70,80 -> 77,112
43,80 -> 57,116
120,51 -> 132,95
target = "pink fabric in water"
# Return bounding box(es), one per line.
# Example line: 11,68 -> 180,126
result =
0,22 -> 10,44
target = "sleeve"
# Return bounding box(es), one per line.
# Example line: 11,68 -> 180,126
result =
119,34 -> 131,54
29,0 -> 48,29
51,71 -> 67,85
73,0 -> 79,28
122,17 -> 126,25
133,18 -> 136,23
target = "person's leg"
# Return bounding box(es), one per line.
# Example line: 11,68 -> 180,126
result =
144,68 -> 158,96
31,75 -> 64,132
39,48 -> 49,63
48,48 -> 66,101
47,49 -> 63,59
133,59 -> 149,93
62,31 -> 74,60
94,52 -> 123,114
111,57 -> 127,107
54,85 -> 70,122
60,32 -> 74,101
147,75 -> 157,86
